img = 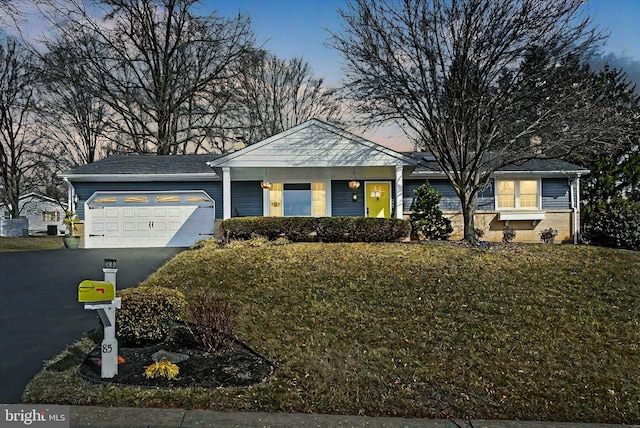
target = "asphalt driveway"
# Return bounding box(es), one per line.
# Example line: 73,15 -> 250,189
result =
0,247 -> 185,403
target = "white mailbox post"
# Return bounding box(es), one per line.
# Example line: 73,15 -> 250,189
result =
78,258 -> 121,379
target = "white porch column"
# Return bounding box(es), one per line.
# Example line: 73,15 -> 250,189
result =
222,167 -> 231,220
395,165 -> 404,219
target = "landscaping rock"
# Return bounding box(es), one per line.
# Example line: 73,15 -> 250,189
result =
152,350 -> 189,363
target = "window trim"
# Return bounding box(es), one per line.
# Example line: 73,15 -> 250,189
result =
494,178 -> 542,210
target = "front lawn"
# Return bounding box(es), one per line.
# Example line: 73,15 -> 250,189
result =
0,236 -> 63,251
23,241 -> 640,423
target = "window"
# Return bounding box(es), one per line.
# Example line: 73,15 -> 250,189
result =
42,211 -> 60,222
496,179 -> 539,209
269,183 -> 283,216
284,184 -> 311,216
311,183 -> 326,217
94,197 -> 116,204
269,182 -> 326,217
123,196 -> 148,203
156,195 -> 180,203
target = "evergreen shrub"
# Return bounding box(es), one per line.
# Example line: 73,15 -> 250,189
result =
409,182 -> 453,240
584,199 -> 640,250
116,286 -> 185,346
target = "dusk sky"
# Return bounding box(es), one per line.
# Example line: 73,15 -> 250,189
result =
205,0 -> 640,86
202,0 -> 640,148
12,0 -> 640,149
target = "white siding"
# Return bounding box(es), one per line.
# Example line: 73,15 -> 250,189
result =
219,123 -> 413,168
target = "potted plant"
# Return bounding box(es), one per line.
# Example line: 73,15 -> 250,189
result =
62,210 -> 81,249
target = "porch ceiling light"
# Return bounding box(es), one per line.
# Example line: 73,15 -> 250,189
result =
260,181 -> 273,190
348,167 -> 360,190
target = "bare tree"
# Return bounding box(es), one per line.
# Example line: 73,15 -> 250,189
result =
0,38 -> 42,219
235,50 -> 344,144
331,0 -> 611,242
0,0 -> 21,28
41,0 -> 254,155
38,40 -> 110,169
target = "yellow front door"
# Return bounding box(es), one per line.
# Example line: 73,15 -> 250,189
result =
366,182 -> 391,218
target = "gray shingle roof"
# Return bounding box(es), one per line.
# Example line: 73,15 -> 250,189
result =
406,152 -> 589,176
63,154 -> 221,176
496,158 -> 589,173
62,152 -> 588,178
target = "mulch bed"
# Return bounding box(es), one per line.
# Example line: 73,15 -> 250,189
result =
77,323 -> 275,389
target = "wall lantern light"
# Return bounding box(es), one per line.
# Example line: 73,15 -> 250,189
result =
349,181 -> 360,201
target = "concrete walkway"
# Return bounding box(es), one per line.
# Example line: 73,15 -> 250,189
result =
69,407 -> 640,428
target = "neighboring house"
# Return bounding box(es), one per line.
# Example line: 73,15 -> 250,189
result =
0,193 -> 68,235
60,119 -> 589,248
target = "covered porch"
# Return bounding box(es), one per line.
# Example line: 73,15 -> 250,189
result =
206,120 -> 417,221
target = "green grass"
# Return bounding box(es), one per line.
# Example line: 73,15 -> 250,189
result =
23,241 -> 640,423
0,236 -> 63,251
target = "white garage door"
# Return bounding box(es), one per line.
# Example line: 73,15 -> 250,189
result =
85,191 -> 215,248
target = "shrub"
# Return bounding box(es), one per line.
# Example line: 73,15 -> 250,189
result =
116,287 -> 185,346
182,290 -> 236,354
540,228 -> 558,244
190,239 -> 223,251
220,217 -> 410,243
144,361 -> 179,380
583,199 -> 640,250
502,226 -> 516,243
226,235 -> 271,248
316,217 -> 410,242
409,182 -> 453,240
221,217 -> 315,242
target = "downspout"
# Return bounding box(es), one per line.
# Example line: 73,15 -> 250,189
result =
64,178 -> 74,212
570,174 -> 582,245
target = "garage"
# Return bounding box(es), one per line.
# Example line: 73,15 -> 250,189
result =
84,191 -> 215,248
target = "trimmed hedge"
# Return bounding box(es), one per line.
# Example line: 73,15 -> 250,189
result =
116,286 -> 185,346
220,216 -> 410,243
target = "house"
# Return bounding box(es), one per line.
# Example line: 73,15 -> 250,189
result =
60,119 -> 589,248
0,192 -> 68,235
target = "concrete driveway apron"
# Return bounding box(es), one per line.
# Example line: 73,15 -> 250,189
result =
0,247 -> 185,403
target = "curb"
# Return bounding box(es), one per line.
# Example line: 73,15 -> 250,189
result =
69,407 -> 640,428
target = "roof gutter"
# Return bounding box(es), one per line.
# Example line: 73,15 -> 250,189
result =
492,169 -> 591,176
59,173 -> 219,182
410,169 -> 591,178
